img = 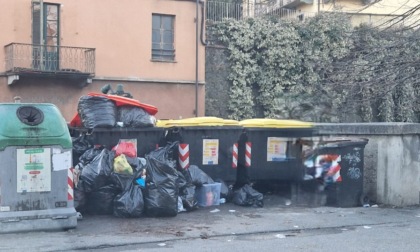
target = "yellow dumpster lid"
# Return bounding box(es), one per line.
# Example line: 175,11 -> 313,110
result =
156,119 -> 174,127
163,117 -> 240,127
239,118 -> 313,128
222,119 -> 240,125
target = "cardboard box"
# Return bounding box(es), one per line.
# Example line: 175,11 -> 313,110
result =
195,183 -> 221,207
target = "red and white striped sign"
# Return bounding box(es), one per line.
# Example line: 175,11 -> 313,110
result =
179,143 -> 190,169
328,164 -> 342,182
245,142 -> 252,167
232,143 -> 238,168
327,155 -> 342,182
68,167 -> 74,201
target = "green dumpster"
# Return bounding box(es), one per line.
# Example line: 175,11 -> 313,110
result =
0,103 -> 77,233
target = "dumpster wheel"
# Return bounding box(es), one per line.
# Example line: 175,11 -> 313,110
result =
359,193 -> 370,207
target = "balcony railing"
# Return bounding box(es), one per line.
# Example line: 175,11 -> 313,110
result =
4,43 -> 95,76
206,0 -> 313,22
206,0 -> 245,22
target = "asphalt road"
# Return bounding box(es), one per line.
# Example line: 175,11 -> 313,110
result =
1,195 -> 419,252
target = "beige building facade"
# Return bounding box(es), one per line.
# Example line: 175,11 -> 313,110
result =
238,0 -> 419,26
279,0 -> 419,26
0,0 -> 206,121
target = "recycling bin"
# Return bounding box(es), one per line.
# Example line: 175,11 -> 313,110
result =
69,127 -> 165,158
238,119 -> 315,183
163,117 -> 243,183
312,138 -> 369,207
0,103 -> 77,233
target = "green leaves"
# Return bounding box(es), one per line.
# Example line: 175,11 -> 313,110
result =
209,13 -> 420,122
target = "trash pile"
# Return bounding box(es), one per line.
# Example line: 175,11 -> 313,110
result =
70,89 -> 264,218
70,92 -> 158,129
72,138 -> 264,218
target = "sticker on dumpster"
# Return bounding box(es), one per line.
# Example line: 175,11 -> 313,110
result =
17,148 -> 51,193
52,150 -> 72,171
203,139 -> 219,165
267,137 -> 287,161
0,206 -> 10,212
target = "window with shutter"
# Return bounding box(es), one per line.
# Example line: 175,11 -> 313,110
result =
152,14 -> 175,61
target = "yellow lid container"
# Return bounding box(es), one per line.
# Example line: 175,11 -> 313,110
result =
163,117 -> 240,127
156,119 -> 174,127
239,118 -> 313,128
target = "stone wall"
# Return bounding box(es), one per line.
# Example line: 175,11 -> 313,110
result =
205,45 -> 231,118
316,123 -> 420,206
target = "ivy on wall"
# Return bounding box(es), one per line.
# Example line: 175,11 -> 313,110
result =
208,13 -> 420,122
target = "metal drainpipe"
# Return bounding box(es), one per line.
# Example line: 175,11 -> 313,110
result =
40,0 -> 44,70
195,0 -> 199,117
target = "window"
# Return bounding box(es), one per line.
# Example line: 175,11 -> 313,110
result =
32,2 -> 60,71
152,14 -> 175,61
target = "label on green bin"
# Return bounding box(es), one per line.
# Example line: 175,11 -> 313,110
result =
203,139 -> 219,165
267,137 -> 287,161
16,148 -> 51,193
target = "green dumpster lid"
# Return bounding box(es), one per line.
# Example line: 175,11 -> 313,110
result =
239,118 -> 314,128
0,103 -> 72,149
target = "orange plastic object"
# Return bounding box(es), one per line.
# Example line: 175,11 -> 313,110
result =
88,92 -> 158,115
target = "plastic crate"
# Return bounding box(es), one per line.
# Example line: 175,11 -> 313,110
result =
195,183 -> 221,207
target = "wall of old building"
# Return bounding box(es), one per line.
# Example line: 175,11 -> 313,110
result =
0,0 -> 206,120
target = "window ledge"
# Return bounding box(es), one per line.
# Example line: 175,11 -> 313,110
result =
151,59 -> 177,63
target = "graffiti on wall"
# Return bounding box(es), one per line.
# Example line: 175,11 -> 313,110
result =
347,167 -> 362,180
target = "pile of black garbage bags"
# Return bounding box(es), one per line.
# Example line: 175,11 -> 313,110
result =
72,137 -> 264,218
77,95 -> 156,129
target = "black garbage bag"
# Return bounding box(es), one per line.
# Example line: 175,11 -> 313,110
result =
78,95 -> 117,129
233,184 -> 264,208
176,170 -> 198,211
215,179 -> 233,202
86,184 -> 120,215
176,170 -> 188,189
180,185 -> 198,211
188,165 -> 214,187
80,149 -> 115,192
144,144 -> 179,217
109,172 -> 133,191
72,134 -> 92,165
74,183 -> 88,213
79,145 -> 105,165
124,156 -> 144,171
147,141 -> 178,163
113,182 -> 144,218
117,106 -> 155,128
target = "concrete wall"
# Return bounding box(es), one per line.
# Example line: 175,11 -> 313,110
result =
316,123 -> 420,206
